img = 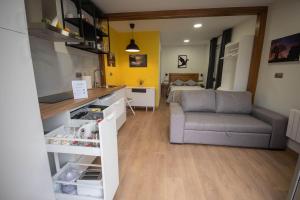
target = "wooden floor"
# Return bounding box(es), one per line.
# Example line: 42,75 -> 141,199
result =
115,102 -> 298,200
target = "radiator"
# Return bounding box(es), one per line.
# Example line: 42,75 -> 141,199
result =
287,109 -> 300,143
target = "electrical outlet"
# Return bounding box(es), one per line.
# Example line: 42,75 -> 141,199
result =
274,73 -> 283,78
76,72 -> 82,78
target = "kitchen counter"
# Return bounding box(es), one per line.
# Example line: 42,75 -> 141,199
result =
39,86 -> 125,120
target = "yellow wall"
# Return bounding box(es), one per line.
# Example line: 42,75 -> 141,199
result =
105,29 -> 161,107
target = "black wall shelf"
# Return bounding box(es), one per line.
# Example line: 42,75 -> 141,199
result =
64,18 -> 108,40
66,43 -> 109,54
70,0 -> 104,18
61,0 -> 110,55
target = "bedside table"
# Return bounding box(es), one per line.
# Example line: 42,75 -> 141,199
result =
161,82 -> 169,98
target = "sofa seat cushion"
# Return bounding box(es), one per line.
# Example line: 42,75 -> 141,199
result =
184,112 -> 272,133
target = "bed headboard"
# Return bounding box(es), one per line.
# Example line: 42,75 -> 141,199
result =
169,73 -> 199,83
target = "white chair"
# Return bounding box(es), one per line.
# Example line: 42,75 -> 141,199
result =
126,98 -> 135,115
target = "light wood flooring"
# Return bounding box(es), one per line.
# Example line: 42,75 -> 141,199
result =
114,102 -> 298,200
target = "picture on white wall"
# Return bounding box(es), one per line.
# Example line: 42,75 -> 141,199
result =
269,33 -> 300,63
178,55 -> 189,68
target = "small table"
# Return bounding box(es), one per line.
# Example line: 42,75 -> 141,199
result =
161,82 -> 169,98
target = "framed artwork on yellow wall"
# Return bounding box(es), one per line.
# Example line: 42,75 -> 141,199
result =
129,54 -> 147,67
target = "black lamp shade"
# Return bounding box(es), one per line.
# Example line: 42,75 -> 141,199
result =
126,39 -> 140,52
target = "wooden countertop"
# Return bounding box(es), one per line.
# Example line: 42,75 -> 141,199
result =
39,86 -> 125,120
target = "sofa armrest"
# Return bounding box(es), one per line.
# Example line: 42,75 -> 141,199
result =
252,106 -> 288,149
170,103 -> 185,143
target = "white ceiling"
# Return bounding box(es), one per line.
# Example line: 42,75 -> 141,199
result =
92,0 -> 272,13
110,16 -> 256,46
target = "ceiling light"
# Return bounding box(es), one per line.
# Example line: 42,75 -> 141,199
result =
184,39 -> 190,43
125,23 -> 140,52
193,23 -> 202,28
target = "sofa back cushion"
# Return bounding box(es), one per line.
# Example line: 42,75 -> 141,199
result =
216,91 -> 252,114
181,90 -> 216,112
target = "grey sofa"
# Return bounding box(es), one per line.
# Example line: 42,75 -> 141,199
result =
170,90 -> 287,149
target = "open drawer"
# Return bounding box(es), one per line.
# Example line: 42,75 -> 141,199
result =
69,102 -> 114,128
53,162 -> 103,200
69,98 -> 126,131
47,114 -> 119,200
45,122 -> 101,156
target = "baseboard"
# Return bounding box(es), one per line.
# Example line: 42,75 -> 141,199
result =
287,139 -> 300,154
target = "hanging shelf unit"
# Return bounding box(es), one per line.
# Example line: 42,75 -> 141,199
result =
61,0 -> 110,55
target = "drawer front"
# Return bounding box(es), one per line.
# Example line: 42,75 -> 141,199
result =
98,94 -> 115,106
113,98 -> 125,118
116,112 -> 126,131
103,103 -> 115,119
98,113 -> 119,200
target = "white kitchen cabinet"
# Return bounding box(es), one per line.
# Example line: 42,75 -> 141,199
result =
126,87 -> 156,111
0,0 -> 28,33
45,113 -> 119,200
96,88 -> 127,130
113,98 -> 126,130
0,27 -> 55,199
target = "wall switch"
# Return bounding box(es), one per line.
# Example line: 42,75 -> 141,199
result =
76,72 -> 82,78
274,73 -> 283,78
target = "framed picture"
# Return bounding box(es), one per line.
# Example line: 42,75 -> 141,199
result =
107,52 -> 116,67
129,54 -> 147,67
269,33 -> 300,63
178,55 -> 189,68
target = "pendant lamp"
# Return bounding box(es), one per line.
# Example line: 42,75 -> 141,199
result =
125,23 -> 140,52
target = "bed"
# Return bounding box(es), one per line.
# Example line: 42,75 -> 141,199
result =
166,73 -> 205,103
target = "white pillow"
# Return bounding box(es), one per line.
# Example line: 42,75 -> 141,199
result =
172,80 -> 184,86
185,80 -> 197,86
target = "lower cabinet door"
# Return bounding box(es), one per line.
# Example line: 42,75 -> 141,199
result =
113,98 -> 125,118
113,98 -> 126,131
99,114 -> 119,200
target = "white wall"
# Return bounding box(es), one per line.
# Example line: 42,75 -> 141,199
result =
160,44 -> 209,83
254,0 -> 300,152
0,1 -> 55,200
232,17 -> 256,43
30,37 -> 99,97
255,0 -> 300,116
